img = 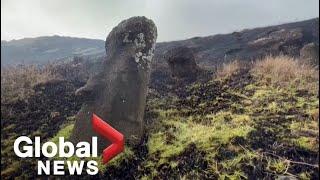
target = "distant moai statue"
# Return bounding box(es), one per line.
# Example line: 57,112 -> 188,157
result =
165,46 -> 199,81
300,42 -> 319,66
70,16 -> 157,152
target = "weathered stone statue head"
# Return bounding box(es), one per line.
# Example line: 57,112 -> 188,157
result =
70,16 -> 157,152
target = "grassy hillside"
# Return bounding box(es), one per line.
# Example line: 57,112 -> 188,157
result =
2,18 -> 318,69
1,36 -> 105,66
100,56 -> 318,179
1,56 -> 319,179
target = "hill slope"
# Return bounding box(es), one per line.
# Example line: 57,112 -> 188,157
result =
1,36 -> 105,66
154,18 -> 319,68
1,56 -> 318,179
1,18 -> 318,68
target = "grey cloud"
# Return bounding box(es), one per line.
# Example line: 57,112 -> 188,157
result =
1,0 -> 319,42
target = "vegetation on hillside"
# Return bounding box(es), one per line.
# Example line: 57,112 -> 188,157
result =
101,56 -> 319,179
1,65 -> 56,103
1,56 -> 319,179
1,64 -> 84,178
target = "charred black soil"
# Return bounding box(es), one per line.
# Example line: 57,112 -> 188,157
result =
1,57 -> 319,179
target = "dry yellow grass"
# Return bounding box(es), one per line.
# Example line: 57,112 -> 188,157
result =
216,60 -> 242,79
251,55 -> 319,93
1,65 -> 57,103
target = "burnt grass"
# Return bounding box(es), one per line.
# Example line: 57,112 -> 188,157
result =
97,67 -> 318,179
176,69 -> 252,116
1,67 -> 319,179
247,108 -> 319,179
1,80 -> 84,179
100,141 -> 212,180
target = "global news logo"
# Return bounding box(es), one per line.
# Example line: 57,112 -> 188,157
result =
13,114 -> 124,175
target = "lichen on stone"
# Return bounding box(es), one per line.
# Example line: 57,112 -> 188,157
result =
134,33 -> 146,48
134,42 -> 155,70
135,52 -> 143,63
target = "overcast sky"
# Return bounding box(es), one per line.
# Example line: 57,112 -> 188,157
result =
1,0 -> 319,42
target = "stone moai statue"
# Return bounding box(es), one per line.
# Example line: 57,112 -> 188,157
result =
70,16 -> 157,152
300,42 -> 319,66
165,46 -> 199,80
